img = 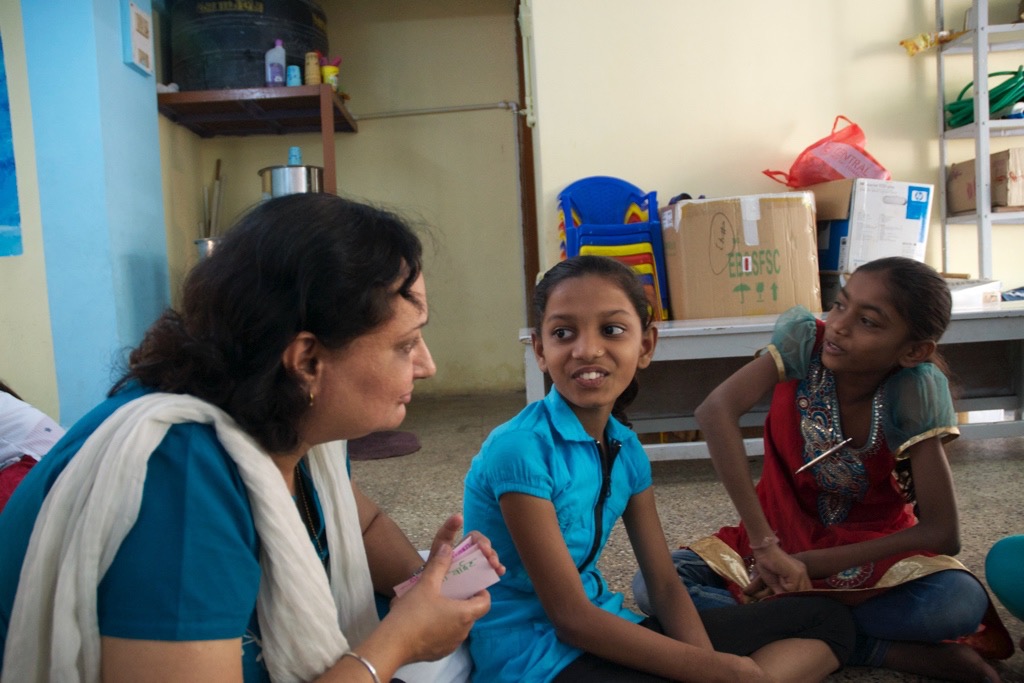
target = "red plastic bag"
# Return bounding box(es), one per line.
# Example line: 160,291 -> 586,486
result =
763,115 -> 891,188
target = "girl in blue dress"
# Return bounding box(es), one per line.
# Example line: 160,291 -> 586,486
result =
463,255 -> 856,683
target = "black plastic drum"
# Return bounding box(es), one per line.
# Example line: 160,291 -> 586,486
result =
170,0 -> 329,91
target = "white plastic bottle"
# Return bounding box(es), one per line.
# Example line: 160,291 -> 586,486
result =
265,39 -> 286,87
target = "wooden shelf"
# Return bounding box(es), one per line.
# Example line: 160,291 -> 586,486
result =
157,84 -> 356,137
157,84 -> 356,194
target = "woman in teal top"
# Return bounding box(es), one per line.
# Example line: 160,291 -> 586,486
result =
464,255 -> 855,683
0,194 -> 502,682
0,382 -> 269,676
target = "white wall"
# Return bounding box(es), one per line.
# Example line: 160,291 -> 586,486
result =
20,0 -> 1021,411
526,0 -> 1024,290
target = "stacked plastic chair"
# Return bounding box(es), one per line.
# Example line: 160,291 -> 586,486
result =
557,176 -> 669,320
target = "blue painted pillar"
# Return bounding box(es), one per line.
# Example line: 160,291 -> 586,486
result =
21,0 -> 169,425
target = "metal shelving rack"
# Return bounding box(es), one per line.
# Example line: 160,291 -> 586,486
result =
936,0 -> 1024,278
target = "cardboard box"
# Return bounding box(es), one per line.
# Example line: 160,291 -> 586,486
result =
945,277 -> 1002,310
660,193 -> 821,320
946,148 -> 1024,214
824,273 -> 1002,312
808,178 -> 933,272
819,270 -> 844,310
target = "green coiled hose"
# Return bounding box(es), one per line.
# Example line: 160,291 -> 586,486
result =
945,66 -> 1024,129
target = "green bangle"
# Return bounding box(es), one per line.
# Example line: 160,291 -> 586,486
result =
342,651 -> 381,683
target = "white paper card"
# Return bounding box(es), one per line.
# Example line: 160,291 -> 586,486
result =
394,536 -> 500,600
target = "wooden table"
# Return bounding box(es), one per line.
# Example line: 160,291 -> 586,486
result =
520,301 -> 1024,460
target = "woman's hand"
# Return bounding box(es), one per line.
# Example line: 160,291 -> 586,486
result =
382,541 -> 492,662
744,545 -> 811,599
427,513 -> 506,577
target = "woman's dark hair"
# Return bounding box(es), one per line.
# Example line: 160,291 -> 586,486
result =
112,194 -> 423,453
0,380 -> 21,400
854,256 -> 953,510
532,255 -> 652,427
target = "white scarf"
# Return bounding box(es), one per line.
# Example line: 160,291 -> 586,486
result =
1,392 -> 379,683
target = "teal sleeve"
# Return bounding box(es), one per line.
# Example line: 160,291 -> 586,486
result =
475,430 -> 558,502
882,363 -> 959,457
767,306 -> 818,380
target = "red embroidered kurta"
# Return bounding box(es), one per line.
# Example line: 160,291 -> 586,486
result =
688,307 -> 1013,659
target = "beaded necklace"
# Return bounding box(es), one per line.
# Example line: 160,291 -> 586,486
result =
295,464 -> 329,571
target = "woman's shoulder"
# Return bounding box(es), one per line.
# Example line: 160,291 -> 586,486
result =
37,389 -> 239,504
56,386 -> 225,459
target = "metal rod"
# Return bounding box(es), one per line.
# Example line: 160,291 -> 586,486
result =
795,437 -> 854,474
352,101 -> 521,121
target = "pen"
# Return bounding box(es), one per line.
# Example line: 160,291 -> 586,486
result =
795,437 -> 854,474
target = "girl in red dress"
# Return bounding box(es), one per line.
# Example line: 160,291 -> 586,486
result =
634,257 -> 1012,681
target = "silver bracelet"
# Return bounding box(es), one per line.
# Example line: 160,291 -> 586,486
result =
342,651 -> 382,683
749,533 -> 780,551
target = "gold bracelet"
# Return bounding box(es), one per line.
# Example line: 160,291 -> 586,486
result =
342,651 -> 381,683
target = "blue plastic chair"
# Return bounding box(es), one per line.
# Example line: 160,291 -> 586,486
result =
558,176 -> 656,226
558,176 -> 668,316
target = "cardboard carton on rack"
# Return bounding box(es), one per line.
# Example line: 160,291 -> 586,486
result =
660,193 -> 821,320
947,148 -> 1024,214
945,277 -> 1002,310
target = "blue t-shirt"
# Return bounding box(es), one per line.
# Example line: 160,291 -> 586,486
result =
0,385 -> 333,681
462,387 -> 652,683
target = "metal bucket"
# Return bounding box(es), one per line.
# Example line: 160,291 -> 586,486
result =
194,237 -> 222,260
258,165 -> 324,198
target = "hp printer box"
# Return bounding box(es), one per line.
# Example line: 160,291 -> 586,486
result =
808,178 -> 933,272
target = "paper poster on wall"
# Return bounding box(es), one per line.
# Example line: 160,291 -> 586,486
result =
122,1 -> 154,76
0,33 -> 21,258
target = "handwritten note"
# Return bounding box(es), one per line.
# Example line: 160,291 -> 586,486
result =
394,536 -> 500,600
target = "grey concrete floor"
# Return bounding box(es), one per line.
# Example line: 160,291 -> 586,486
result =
352,391 -> 1024,682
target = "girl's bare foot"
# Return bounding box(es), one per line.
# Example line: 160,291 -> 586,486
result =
882,641 -> 1001,682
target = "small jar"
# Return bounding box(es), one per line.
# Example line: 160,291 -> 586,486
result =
304,52 -> 321,85
320,65 -> 339,92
